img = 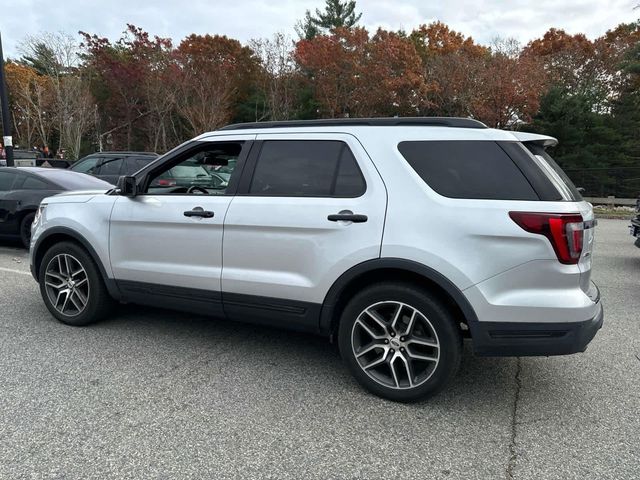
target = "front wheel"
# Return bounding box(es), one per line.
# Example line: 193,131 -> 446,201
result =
38,241 -> 114,326
19,213 -> 35,248
338,283 -> 462,402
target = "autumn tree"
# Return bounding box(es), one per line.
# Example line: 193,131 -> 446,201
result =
409,22 -> 488,117
175,34 -> 258,135
295,27 -> 429,117
473,39 -> 547,128
81,26 -> 176,151
5,62 -> 55,149
19,32 -> 94,157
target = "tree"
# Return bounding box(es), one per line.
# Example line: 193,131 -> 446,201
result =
296,0 -> 362,39
409,22 -> 488,117
175,34 -> 258,135
294,27 -> 430,117
249,33 -> 300,121
472,39 -> 547,128
610,33 -> 640,168
522,29 -> 608,109
81,25 -> 178,151
19,32 -> 94,156
5,62 -> 55,149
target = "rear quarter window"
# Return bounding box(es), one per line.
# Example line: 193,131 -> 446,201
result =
398,141 -> 539,200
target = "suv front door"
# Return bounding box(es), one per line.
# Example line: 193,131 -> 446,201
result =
221,133 -> 387,330
108,135 -> 254,316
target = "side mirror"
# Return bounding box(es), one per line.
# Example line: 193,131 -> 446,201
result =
116,175 -> 138,197
577,187 -> 586,194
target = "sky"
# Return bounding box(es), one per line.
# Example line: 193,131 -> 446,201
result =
2,0 -> 638,57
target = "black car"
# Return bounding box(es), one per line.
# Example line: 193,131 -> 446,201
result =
69,151 -> 158,185
0,167 -> 111,247
630,198 -> 640,247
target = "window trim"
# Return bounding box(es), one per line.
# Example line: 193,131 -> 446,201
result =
236,139 -> 367,198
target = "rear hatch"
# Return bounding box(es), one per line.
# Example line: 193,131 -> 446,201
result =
516,133 -> 596,298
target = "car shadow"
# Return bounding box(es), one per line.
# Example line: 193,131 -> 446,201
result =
92,303 -> 518,410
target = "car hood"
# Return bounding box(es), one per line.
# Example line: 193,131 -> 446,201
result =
43,189 -> 110,204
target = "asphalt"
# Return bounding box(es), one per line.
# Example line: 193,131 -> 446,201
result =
0,219 -> 638,479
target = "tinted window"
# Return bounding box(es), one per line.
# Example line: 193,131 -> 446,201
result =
124,157 -> 153,174
398,141 -> 538,200
249,141 -> 365,197
72,157 -> 100,174
22,176 -> 50,190
524,144 -> 582,201
98,158 -> 123,175
0,171 -> 17,191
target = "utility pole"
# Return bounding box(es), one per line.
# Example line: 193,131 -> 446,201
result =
0,32 -> 14,167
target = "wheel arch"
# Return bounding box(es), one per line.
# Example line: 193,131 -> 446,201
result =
320,258 -> 479,338
31,227 -> 121,300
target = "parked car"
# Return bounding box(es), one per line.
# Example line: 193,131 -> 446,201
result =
29,117 -> 603,402
0,167 -> 111,247
10,149 -> 40,167
36,158 -> 72,169
630,198 -> 640,247
70,152 -> 158,185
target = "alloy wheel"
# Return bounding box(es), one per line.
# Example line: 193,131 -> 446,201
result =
351,301 -> 440,389
44,254 -> 90,317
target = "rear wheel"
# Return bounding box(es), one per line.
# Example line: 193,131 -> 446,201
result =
338,282 -> 462,402
38,241 -> 113,326
19,213 -> 35,248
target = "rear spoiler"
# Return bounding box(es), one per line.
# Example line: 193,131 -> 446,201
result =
511,132 -> 558,148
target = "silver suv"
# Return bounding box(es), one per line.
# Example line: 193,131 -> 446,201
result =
29,118 -> 603,402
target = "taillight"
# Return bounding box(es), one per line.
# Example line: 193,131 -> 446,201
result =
157,179 -> 176,186
509,212 -> 584,265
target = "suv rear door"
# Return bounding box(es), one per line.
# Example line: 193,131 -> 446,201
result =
221,133 -> 387,330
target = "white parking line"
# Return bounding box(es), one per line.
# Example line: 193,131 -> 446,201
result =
0,267 -> 31,276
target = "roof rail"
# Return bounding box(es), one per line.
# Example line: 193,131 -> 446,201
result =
219,117 -> 488,131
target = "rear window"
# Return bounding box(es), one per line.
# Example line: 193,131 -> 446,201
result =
38,170 -> 112,190
98,157 -> 124,175
124,157 -> 154,174
524,144 -> 582,201
398,141 -> 538,200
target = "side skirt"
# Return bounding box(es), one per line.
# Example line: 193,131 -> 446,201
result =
116,280 -> 321,334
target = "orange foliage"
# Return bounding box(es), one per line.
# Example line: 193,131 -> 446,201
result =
295,27 -> 431,117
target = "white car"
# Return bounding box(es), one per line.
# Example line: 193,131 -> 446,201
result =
29,118 -> 603,402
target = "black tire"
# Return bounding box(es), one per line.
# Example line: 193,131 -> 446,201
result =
38,241 -> 114,326
19,213 -> 35,248
338,282 -> 462,402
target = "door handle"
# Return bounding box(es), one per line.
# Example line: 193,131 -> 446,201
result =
184,207 -> 214,218
328,211 -> 368,223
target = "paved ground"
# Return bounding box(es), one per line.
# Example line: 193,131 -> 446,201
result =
0,219 -> 638,479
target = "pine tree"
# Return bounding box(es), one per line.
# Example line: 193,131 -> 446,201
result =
296,0 -> 362,39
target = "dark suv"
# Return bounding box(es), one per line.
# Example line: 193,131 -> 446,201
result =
70,152 -> 158,185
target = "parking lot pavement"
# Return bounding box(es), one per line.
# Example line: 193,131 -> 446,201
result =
0,219 -> 638,480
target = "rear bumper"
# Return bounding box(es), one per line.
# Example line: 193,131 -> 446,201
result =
471,297 -> 603,357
